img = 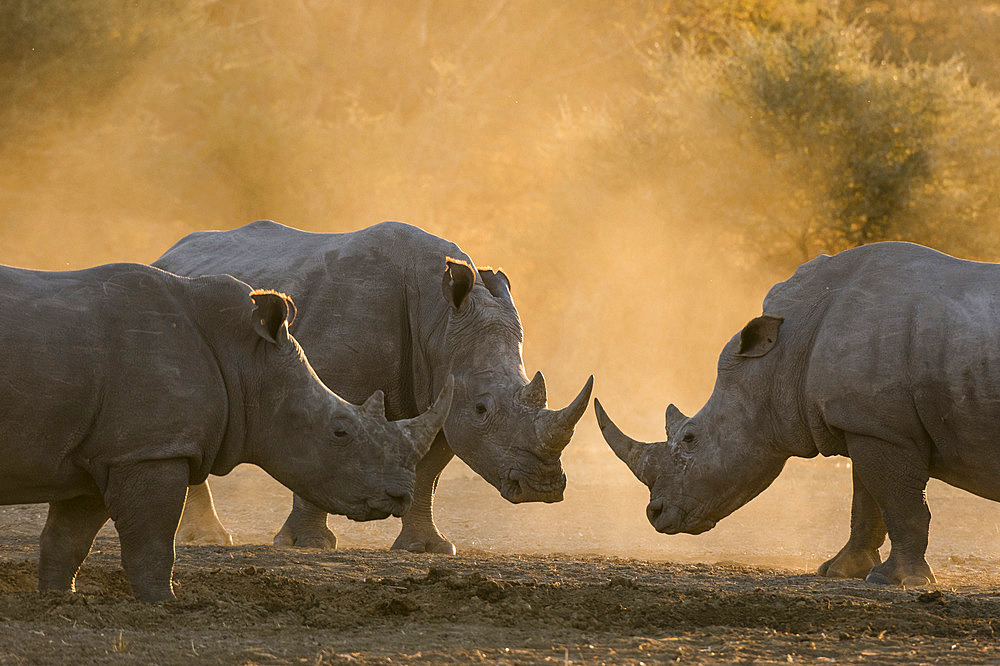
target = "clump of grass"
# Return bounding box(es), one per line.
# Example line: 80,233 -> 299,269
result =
111,630 -> 129,654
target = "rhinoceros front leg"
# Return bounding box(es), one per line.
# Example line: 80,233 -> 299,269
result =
176,481 -> 234,545
273,494 -> 338,549
104,459 -> 189,602
846,433 -> 935,586
38,495 -> 109,592
817,465 -> 886,578
391,433 -> 456,554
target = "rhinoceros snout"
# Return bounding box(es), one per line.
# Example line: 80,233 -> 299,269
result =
352,486 -> 414,521
646,499 -> 717,535
646,498 -> 673,532
500,470 -> 565,504
381,485 -> 414,517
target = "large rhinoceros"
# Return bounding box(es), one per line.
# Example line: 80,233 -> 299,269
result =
155,220 -> 593,553
596,241 -> 1000,586
0,262 -> 453,601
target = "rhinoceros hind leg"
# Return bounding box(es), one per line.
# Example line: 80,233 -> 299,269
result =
38,494 -> 109,592
818,465 -> 886,578
105,459 -> 190,602
273,494 -> 337,549
846,434 -> 935,586
390,434 -> 456,555
177,481 -> 234,545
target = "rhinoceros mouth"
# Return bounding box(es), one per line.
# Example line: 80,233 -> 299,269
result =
654,517 -> 718,535
346,507 -> 393,522
499,469 -> 566,504
647,499 -> 718,535
343,496 -> 412,522
367,495 -> 413,519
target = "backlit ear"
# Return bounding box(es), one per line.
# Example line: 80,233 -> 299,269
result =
479,267 -> 511,301
250,290 -> 293,345
736,314 -> 784,358
441,257 -> 476,310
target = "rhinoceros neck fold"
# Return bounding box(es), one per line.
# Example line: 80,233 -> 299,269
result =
180,281 -> 256,479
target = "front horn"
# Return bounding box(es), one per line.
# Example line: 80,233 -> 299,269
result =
593,399 -> 658,487
534,375 -> 595,454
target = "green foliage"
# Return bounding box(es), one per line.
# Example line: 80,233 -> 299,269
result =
732,19 -> 1000,264
573,12 -> 1000,272
731,24 -> 926,250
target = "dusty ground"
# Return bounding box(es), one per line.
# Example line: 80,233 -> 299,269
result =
2,451 -> 999,664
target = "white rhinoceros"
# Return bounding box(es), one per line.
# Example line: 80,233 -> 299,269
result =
0,262 -> 452,600
598,241 -> 1000,586
155,221 -> 593,553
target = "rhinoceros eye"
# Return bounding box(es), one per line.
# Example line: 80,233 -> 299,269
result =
473,394 -> 495,420
330,418 -> 355,442
681,431 -> 696,444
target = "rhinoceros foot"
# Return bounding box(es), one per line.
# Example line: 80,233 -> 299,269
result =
177,483 -> 235,546
864,556 -> 936,587
390,529 -> 456,555
175,514 -> 234,546
272,523 -> 337,549
817,545 -> 881,579
272,496 -> 338,549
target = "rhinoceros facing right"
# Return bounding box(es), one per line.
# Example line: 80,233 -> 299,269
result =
155,220 -> 594,554
597,241 -> 1000,586
0,262 -> 453,601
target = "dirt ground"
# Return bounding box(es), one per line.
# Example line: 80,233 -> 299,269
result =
2,450 -> 999,664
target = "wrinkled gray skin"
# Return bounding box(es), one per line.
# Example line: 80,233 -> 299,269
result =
597,242 -> 1000,586
155,220 -> 593,553
0,262 -> 453,601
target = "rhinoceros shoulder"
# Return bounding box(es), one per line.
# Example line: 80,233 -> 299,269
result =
354,221 -> 467,261
761,242 -> 959,313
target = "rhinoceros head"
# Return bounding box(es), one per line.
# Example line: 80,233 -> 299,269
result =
436,258 -> 593,504
595,314 -> 790,534
246,291 -> 454,521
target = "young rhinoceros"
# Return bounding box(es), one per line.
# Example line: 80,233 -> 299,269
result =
596,241 -> 1000,587
0,262 -> 453,601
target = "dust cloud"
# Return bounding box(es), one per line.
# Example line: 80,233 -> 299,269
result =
2,1 -> 999,572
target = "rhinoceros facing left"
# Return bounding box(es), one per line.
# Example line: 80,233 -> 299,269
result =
597,241 -> 1000,586
0,262 -> 453,601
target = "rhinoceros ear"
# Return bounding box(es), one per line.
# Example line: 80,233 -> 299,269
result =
442,257 -> 476,310
736,314 -> 784,358
479,267 -> 512,303
250,290 -> 293,346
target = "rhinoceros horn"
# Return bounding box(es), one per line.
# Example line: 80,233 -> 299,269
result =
400,375 -> 455,460
517,370 -> 547,409
533,375 -> 595,454
594,399 -> 657,487
360,389 -> 387,420
665,403 -> 687,439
